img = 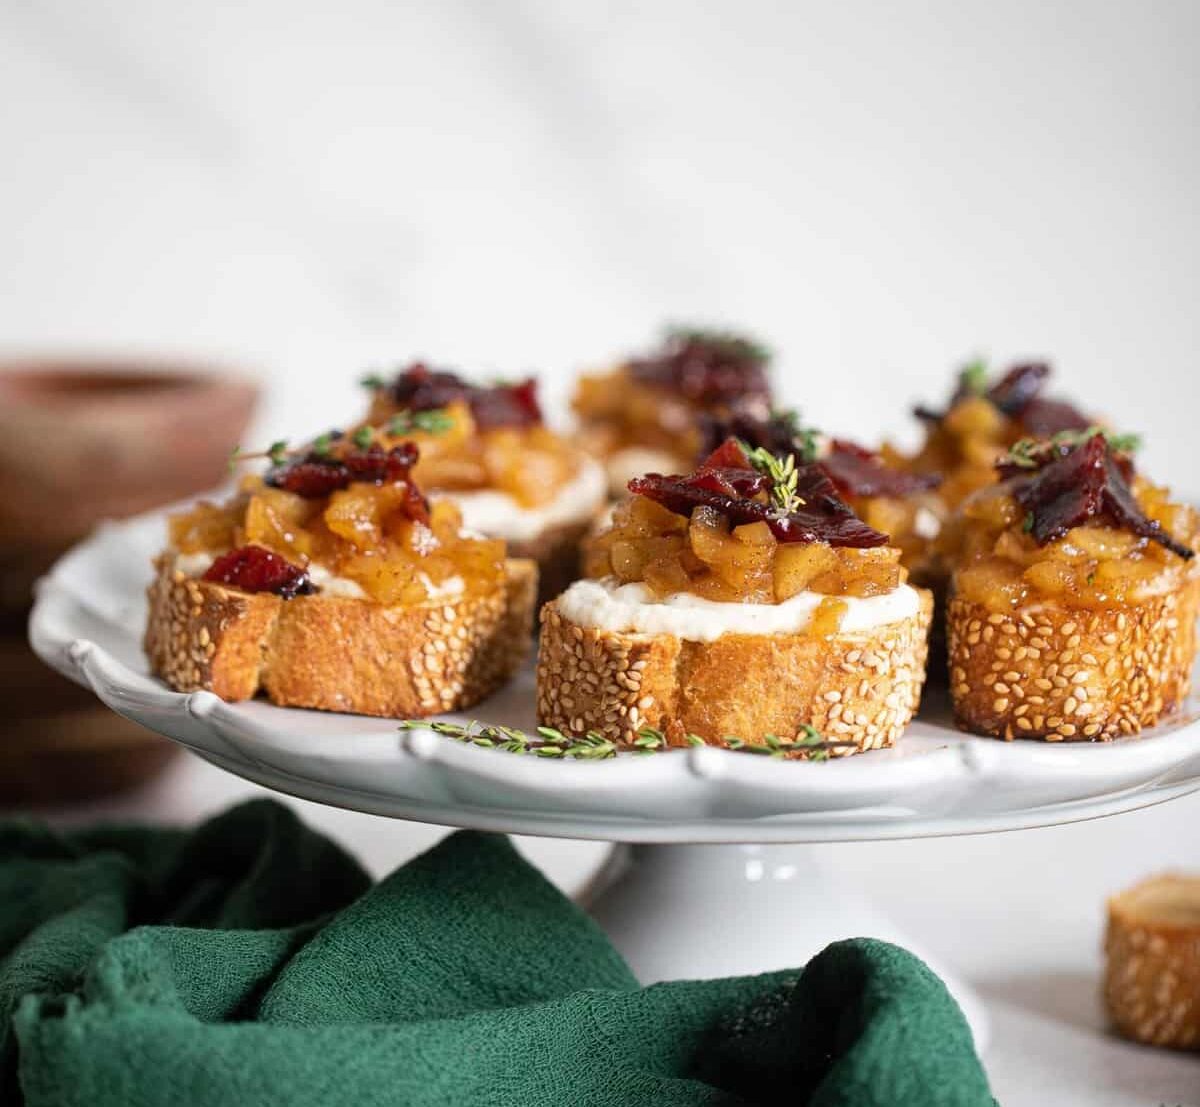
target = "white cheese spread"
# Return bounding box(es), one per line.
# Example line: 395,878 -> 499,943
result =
556,577 -> 921,642
448,456 -> 607,542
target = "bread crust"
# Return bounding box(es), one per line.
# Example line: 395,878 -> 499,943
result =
144,557 -> 536,717
536,589 -> 933,755
1104,874 -> 1200,1050
946,583 -> 1200,740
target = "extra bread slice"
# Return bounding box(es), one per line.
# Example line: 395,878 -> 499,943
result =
144,556 -> 537,717
1105,874 -> 1200,1050
536,588 -> 933,755
946,583 -> 1200,741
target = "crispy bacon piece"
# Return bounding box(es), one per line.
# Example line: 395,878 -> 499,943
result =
1019,397 -> 1091,438
822,440 -> 941,500
202,545 -> 315,598
701,411 -> 938,499
266,442 -> 430,523
917,361 -> 1090,436
628,438 -> 889,548
1004,434 -> 1193,559
629,331 -> 770,408
384,362 -> 542,429
983,363 -> 1050,416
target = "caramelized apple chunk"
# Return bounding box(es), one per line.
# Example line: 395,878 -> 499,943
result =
949,460 -> 1200,613
170,496 -> 245,554
584,442 -> 906,604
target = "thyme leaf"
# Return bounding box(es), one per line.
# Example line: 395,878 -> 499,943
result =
386,408 -> 455,437
745,446 -> 805,513
1005,425 -> 1142,469
959,358 -> 989,396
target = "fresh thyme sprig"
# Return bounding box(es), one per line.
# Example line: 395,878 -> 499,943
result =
386,408 -> 455,437
1006,425 -> 1142,469
228,411 -> 452,473
400,719 -> 854,761
228,439 -> 292,471
399,719 -> 621,759
959,357 -> 989,396
744,446 -> 805,513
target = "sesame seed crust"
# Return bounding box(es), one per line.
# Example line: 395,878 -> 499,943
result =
144,555 -> 536,717
1104,874 -> 1200,1050
535,588 -> 933,756
947,584 -> 1200,741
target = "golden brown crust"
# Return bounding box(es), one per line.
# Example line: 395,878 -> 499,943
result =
144,556 -> 536,717
535,589 -> 932,755
507,517 -> 591,607
1104,874 -> 1200,1050
946,584 -> 1200,741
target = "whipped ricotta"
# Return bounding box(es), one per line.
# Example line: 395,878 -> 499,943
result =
556,577 -> 921,642
448,456 -> 607,542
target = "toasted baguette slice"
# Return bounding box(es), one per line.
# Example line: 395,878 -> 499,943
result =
1105,874 -> 1200,1050
946,584 -> 1200,741
144,556 -> 536,717
536,588 -> 933,755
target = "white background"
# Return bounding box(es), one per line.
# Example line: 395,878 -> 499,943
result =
2,1 -> 1198,476
5,3 -> 1200,1102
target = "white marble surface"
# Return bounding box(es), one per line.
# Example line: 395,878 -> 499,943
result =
4,2 -> 1200,1101
28,750 -> 1200,1106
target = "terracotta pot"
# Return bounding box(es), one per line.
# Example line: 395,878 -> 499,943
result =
0,357 -> 258,550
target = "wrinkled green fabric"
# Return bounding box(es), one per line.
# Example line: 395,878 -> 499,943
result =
0,800 -> 994,1106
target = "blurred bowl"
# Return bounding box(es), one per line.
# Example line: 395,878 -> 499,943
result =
0,356 -> 258,804
0,357 -> 258,551
0,703 -> 180,806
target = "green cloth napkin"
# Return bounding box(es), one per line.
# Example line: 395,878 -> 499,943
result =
1,799 -> 994,1106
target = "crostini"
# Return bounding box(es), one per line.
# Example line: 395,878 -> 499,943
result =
145,433 -> 536,716
572,328 -> 773,496
538,438 -> 933,755
1105,873 -> 1200,1049
945,430 -> 1199,740
361,363 -> 605,603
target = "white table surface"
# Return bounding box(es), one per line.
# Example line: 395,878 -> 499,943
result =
17,746 -> 1198,1105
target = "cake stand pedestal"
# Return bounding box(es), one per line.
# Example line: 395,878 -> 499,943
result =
583,841 -> 990,1049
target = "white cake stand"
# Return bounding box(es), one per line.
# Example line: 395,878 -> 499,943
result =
28,511 -> 1200,1052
